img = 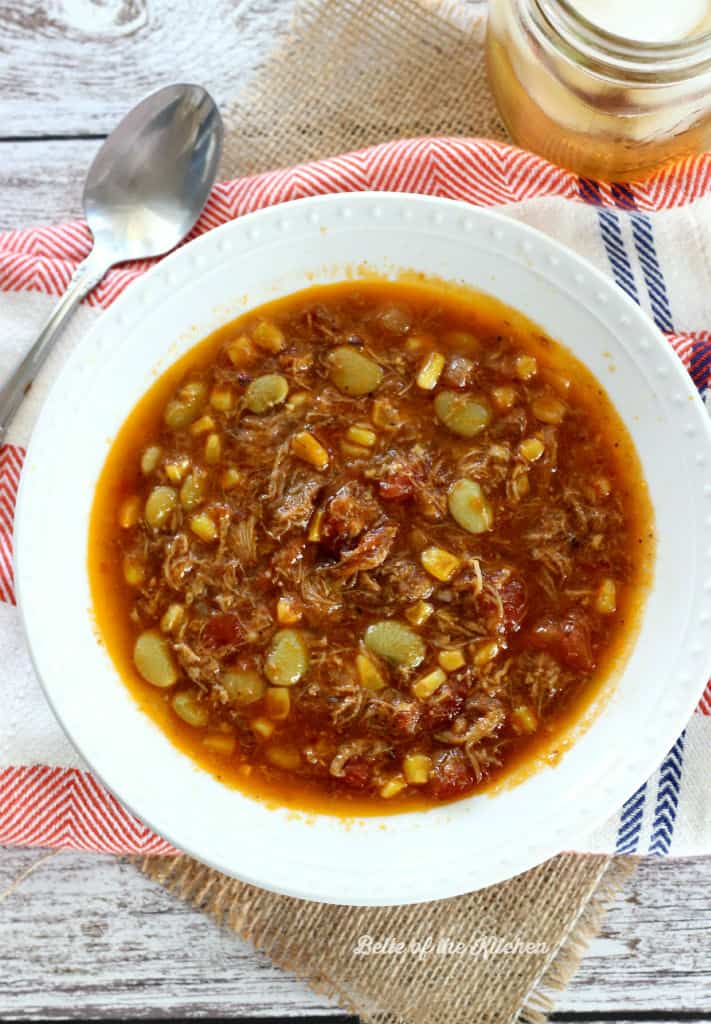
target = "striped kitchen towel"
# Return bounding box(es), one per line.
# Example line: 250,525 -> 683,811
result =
0,138 -> 709,857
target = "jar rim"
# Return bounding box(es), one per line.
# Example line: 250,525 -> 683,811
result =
536,0 -> 711,78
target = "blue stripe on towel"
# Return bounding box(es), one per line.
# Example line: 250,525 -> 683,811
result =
610,182 -> 686,854
577,179 -> 640,303
615,783 -> 648,854
611,184 -> 674,332
648,734 -> 686,856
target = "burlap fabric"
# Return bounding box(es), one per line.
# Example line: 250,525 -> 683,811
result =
142,3 -> 638,1021
221,0 -> 506,176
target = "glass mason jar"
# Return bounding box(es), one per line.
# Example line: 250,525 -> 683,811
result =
486,0 -> 711,180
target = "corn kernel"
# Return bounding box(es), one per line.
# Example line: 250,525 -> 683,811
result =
511,706 -> 538,735
204,432 -> 222,465
202,733 -> 236,756
492,385 -> 516,410
266,745 -> 301,770
160,603 -> 185,634
595,577 -> 617,615
190,414 -> 215,436
473,639 -> 500,666
276,595 -> 302,625
209,386 -> 235,412
438,649 -> 466,672
346,425 -> 377,447
372,397 -> 401,430
416,351 -> 446,390
221,466 -> 242,491
489,443 -> 510,461
226,335 -> 258,367
140,445 -> 162,475
265,687 -> 291,719
543,369 -> 572,394
421,546 -> 461,582
307,507 -> 324,542
292,431 -> 329,470
592,476 -> 612,500
519,437 -> 545,462
340,442 -> 370,459
251,717 -> 275,740
286,390 -> 309,411
190,512 -> 218,543
403,753 -> 431,785
515,354 -> 538,380
380,775 -> 407,799
252,320 -> 285,353
165,456 -> 190,483
510,469 -> 530,501
122,554 -> 145,587
118,495 -> 142,529
531,395 -> 566,424
413,667 -> 446,700
405,600 -> 434,627
356,653 -> 386,691
405,333 -> 432,355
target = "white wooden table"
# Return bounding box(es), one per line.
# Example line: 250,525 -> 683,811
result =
1,1 -> 709,1020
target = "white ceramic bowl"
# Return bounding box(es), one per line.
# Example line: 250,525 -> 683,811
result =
15,193 -> 711,905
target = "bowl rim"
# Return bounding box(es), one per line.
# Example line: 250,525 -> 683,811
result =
15,191 -> 711,904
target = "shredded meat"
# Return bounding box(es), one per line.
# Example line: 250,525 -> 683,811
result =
101,281 -> 643,808
441,355 -> 475,390
335,524 -> 398,578
271,477 -> 322,537
434,695 -> 506,746
362,689 -> 423,738
329,738 -> 390,779
321,482 -> 380,548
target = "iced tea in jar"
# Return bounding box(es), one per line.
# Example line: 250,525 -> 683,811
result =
487,0 -> 711,179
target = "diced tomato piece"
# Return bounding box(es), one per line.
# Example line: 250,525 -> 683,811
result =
421,678 -> 468,731
500,576 -> 528,632
203,613 -> 243,648
529,612 -> 594,672
379,474 -> 415,501
427,749 -> 474,800
342,757 -> 371,790
478,571 -> 528,633
322,483 -> 380,545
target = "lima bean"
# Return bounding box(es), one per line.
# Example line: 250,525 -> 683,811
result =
164,380 -> 208,430
245,374 -> 289,414
447,478 -> 494,534
134,630 -> 178,687
264,629 -> 309,687
434,390 -> 491,437
328,346 -> 383,396
145,486 -> 177,529
222,668 -> 266,705
364,620 -> 425,669
172,688 -> 209,727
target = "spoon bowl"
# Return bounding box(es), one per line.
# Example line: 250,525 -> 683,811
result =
0,83 -> 223,442
85,84 -> 223,261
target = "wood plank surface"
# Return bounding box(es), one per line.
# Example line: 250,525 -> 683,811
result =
0,847 -> 709,1020
0,0 -> 294,138
0,139 -> 102,228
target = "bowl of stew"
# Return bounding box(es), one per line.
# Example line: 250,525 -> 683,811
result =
15,193 -> 711,904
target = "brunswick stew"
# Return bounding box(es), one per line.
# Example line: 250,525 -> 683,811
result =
89,280 -> 653,813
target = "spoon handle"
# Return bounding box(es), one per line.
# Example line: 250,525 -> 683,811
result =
0,247 -> 112,444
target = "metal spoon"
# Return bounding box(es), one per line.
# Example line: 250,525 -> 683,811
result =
0,83 -> 223,442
